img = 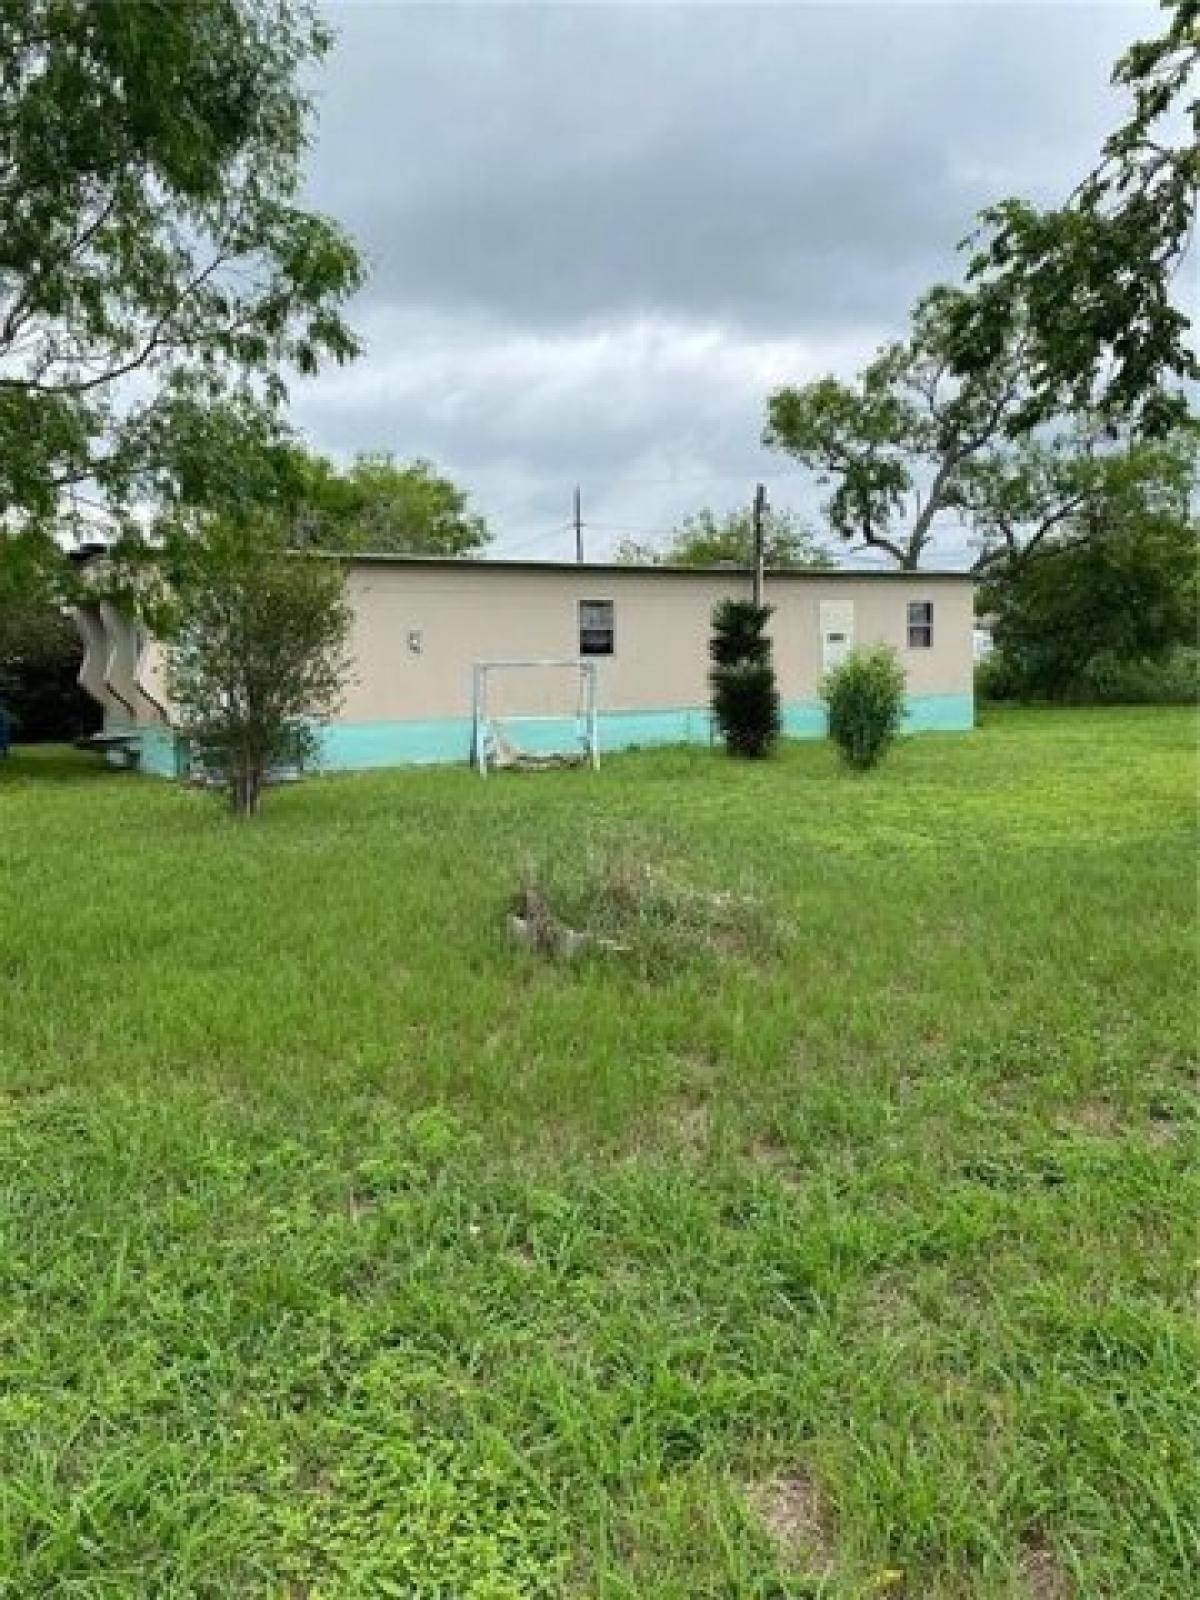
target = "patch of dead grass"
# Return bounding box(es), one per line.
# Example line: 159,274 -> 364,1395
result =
668,1100 -> 711,1153
748,1469 -> 837,1576
1059,1097 -> 1189,1149
1061,1100 -> 1119,1137
1017,1537 -> 1074,1599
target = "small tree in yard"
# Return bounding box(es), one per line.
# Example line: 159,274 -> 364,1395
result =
823,645 -> 907,771
709,599 -> 781,758
166,521 -> 351,818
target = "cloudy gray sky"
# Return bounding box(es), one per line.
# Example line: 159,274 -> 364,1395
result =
293,0 -> 1161,563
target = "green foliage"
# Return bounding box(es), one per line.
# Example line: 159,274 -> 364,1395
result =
0,591 -> 97,743
0,711 -> 1197,1596
0,0 -> 361,544
1079,645 -> 1199,706
983,647 -> 1200,709
953,1 -> 1199,432
980,497 -> 1199,701
708,598 -> 781,758
974,652 -> 1022,705
0,525 -> 77,618
822,644 -> 907,769
165,520 -> 351,816
289,450 -> 490,556
765,289 -> 1190,574
616,506 -> 827,570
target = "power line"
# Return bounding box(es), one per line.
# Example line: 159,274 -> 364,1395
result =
468,463 -> 820,507
494,522 -> 574,556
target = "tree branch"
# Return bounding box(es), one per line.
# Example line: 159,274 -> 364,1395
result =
970,490 -> 1091,575
855,526 -> 912,567
0,188 -> 122,353
0,251 -> 233,395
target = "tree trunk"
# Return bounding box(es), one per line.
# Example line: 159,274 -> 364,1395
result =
229,762 -> 263,819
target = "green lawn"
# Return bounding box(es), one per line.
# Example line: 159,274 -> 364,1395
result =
0,707 -> 1196,1599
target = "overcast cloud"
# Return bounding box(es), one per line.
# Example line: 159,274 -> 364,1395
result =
293,0 -> 1161,563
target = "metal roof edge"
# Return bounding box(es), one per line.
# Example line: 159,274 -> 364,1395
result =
318,552 -> 974,580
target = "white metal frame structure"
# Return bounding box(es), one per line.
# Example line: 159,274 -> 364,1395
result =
471,659 -> 599,777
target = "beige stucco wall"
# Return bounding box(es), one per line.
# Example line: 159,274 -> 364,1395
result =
80,559 -> 974,731
138,636 -> 172,721
339,562 -> 974,723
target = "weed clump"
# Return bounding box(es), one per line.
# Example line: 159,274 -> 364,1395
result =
508,850 -> 774,971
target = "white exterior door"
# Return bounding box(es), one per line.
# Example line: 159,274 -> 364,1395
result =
820,600 -> 855,673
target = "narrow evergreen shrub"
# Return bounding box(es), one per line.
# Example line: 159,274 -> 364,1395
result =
709,599 -> 781,758
822,644 -> 907,769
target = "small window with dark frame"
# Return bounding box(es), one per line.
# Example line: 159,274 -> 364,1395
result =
907,600 -> 933,649
579,599 -> 615,656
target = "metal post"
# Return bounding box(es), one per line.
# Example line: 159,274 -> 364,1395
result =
588,663 -> 599,768
752,482 -> 767,607
472,664 -> 487,777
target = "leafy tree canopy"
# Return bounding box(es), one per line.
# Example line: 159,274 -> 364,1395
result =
615,505 -> 827,570
765,284 -> 1195,573
288,451 -> 490,557
980,443 -> 1199,699
951,0 -> 1198,433
0,0 -> 362,558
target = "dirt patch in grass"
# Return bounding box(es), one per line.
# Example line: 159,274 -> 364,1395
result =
1146,1117 -> 1186,1148
667,1100 -> 711,1154
854,1271 -> 923,1329
1062,1099 -> 1119,1137
1063,1097 -> 1189,1149
1018,1538 -> 1074,1599
746,1132 -> 808,1191
748,1470 -> 837,1575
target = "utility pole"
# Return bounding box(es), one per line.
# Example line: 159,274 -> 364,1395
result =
751,482 -> 767,605
573,485 -> 584,564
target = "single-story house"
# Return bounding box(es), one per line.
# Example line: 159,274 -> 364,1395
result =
73,554 -> 975,776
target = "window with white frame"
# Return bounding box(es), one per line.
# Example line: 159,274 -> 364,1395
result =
907,600 -> 934,649
579,599 -> 615,656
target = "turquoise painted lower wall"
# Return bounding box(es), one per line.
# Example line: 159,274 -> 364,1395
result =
903,692 -> 977,733
137,726 -> 187,778
130,694 -> 973,778
316,693 -> 973,772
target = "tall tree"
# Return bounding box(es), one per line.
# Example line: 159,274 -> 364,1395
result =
615,506 -> 827,570
0,0 -> 361,566
951,0 -> 1198,433
980,441 -> 1199,699
290,452 -> 490,556
765,285 -> 1191,574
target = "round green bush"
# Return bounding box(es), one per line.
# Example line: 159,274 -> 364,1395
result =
822,644 -> 907,769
